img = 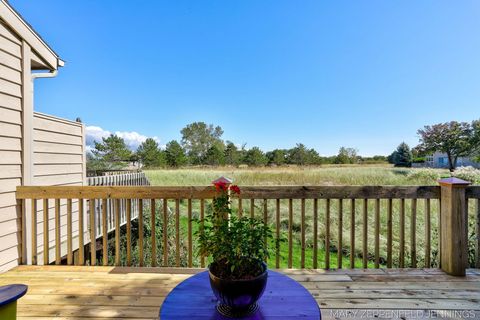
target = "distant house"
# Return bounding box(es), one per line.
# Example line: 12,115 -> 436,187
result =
424,152 -> 479,169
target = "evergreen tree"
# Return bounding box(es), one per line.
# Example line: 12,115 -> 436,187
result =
204,143 -> 225,166
266,149 -> 286,166
165,140 -> 188,167
136,138 -> 165,168
287,143 -> 310,165
392,142 -> 412,167
243,147 -> 268,166
91,134 -> 132,169
224,141 -> 241,166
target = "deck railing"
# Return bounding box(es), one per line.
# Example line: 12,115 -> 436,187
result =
87,172 -> 150,237
16,182 -> 480,274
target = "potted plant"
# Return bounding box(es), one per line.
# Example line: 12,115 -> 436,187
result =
196,179 -> 272,317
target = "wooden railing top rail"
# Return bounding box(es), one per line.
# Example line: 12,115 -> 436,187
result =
16,185 -> 441,200
466,186 -> 480,198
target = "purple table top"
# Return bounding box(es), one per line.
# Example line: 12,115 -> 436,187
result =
0,284 -> 27,306
160,270 -> 320,320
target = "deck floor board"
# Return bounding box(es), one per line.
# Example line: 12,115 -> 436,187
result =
1,266 -> 479,319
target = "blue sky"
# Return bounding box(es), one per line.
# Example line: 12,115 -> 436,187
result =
11,0 -> 480,156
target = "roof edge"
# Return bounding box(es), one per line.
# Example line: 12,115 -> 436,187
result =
0,0 -> 64,69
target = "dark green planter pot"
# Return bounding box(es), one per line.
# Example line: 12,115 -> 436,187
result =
208,262 -> 268,317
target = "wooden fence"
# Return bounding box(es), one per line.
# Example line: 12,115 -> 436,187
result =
16,182 -> 480,274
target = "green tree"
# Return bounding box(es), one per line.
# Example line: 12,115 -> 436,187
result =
266,149 -> 286,166
224,141 -> 241,166
417,120 -> 479,171
334,147 -> 358,164
204,143 -> 225,166
181,122 -> 224,164
392,142 -> 412,167
91,134 -> 131,169
136,138 -> 165,168
165,140 -> 188,167
287,144 -> 310,165
243,147 -> 268,166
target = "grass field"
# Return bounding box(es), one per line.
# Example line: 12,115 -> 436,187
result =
145,165 -> 449,186
140,166 -> 477,269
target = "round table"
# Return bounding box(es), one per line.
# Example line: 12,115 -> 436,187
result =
0,284 -> 28,320
160,270 -> 320,320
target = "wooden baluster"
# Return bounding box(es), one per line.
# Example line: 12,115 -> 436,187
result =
89,199 -> 96,266
43,198 -> 49,265
78,199 -> 84,265
313,199 -> 318,269
387,198 -> 393,268
338,199 -> 343,269
175,199 -> 180,267
300,198 -> 306,269
425,199 -> 431,268
362,199 -> 368,269
264,199 -> 269,253
188,198 -> 193,268
238,198 -> 243,218
32,199 -> 37,265
411,198 -> 417,268
475,199 -> 480,269
200,199 -> 205,268
163,198 -> 168,266
126,199 -> 132,266
325,199 -> 331,269
66,199 -> 72,265
138,199 -> 144,267
350,199 -> 355,269
55,199 -> 61,265
263,199 -> 268,225
288,199 -> 293,268
115,199 -> 120,266
250,199 -> 255,218
151,199 -> 156,267
19,199 -> 25,264
102,199 -> 108,266
399,198 -> 405,268
374,199 -> 380,268
275,199 -> 280,269
437,199 -> 441,268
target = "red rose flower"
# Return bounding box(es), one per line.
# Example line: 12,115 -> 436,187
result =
230,185 -> 241,195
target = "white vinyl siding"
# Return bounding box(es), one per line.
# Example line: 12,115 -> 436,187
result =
32,112 -> 86,264
0,18 -> 22,273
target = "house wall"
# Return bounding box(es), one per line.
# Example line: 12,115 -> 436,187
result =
0,19 -> 23,272
32,112 -> 86,265
0,18 -> 86,271
428,152 -> 480,169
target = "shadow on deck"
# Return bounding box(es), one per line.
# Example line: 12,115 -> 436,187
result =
1,266 -> 479,319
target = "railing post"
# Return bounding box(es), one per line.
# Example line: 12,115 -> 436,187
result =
438,177 -> 470,276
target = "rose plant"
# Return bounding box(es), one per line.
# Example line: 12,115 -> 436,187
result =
196,181 -> 272,280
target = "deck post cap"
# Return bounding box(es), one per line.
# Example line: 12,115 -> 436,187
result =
212,176 -> 233,185
438,177 -> 471,186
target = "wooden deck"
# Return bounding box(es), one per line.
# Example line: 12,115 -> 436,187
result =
1,266 -> 479,319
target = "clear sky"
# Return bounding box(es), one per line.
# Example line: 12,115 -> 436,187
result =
10,0 -> 480,156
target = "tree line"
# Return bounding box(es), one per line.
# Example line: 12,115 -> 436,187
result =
87,122 -> 386,170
